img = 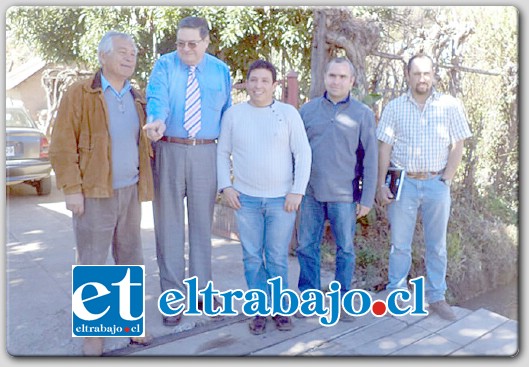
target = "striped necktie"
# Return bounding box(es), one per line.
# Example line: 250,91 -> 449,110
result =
183,65 -> 201,137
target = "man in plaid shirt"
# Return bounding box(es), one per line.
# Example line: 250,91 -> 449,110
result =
376,53 -> 472,321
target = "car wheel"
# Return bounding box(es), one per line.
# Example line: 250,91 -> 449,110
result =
36,176 -> 52,196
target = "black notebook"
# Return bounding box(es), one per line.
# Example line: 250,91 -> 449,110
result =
385,167 -> 406,201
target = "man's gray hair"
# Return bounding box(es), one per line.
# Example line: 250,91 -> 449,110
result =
97,30 -> 137,66
325,57 -> 356,77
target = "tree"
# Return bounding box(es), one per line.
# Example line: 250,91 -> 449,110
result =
7,5 -> 313,136
40,68 -> 92,138
298,5 -> 518,302
308,8 -> 380,99
6,6 -> 313,88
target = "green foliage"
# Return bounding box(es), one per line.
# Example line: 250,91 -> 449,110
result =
453,7 -> 519,210
356,246 -> 378,269
7,7 -> 85,66
478,193 -> 516,225
444,192 -> 518,302
347,192 -> 518,304
320,240 -> 336,269
7,6 -> 313,88
206,6 -> 313,84
362,92 -> 383,107
446,230 -> 463,274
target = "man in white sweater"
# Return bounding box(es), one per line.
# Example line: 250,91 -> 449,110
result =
217,60 -> 312,335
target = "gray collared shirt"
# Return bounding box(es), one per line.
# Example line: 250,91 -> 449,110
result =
300,95 -> 378,207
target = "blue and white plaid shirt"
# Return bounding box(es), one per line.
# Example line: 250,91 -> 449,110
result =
376,89 -> 472,173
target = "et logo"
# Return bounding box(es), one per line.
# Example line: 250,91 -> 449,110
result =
72,265 -> 145,337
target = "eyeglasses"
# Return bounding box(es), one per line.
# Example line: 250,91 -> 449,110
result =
176,39 -> 203,49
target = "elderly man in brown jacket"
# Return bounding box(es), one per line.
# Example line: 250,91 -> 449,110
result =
49,31 -> 153,356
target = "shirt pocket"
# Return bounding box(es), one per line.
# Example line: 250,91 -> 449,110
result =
78,132 -> 92,174
430,119 -> 451,147
203,85 -> 228,112
78,132 -> 107,182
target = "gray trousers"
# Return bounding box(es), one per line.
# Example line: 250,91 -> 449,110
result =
152,140 -> 217,293
73,184 -> 144,265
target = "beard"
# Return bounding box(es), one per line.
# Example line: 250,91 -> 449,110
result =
414,83 -> 431,96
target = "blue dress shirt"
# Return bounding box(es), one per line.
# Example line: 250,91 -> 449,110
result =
146,51 -> 232,139
101,73 -> 132,98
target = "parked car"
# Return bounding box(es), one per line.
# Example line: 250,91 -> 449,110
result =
5,100 -> 52,195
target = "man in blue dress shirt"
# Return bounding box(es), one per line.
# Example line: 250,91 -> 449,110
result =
144,16 -> 232,326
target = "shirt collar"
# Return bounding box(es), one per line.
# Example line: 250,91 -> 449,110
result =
405,88 -> 441,104
323,91 -> 350,105
101,73 -> 131,98
181,54 -> 208,73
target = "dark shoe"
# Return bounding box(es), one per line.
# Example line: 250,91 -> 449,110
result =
198,298 -> 225,321
197,297 -> 223,311
294,310 -> 308,319
429,300 -> 457,321
163,314 -> 182,326
248,316 -> 267,335
208,313 -> 225,321
273,315 -> 293,331
83,337 -> 104,356
130,332 -> 153,347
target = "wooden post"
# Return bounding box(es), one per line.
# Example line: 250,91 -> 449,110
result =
286,70 -> 299,108
286,70 -> 300,253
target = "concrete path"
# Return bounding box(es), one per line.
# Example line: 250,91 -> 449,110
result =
4,176 -> 518,357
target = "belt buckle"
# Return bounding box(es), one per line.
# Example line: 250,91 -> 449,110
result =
410,172 -> 427,179
190,138 -> 197,146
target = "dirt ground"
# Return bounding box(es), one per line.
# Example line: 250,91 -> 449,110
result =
458,279 -> 518,320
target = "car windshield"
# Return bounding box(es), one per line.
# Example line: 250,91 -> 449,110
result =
6,109 -> 35,128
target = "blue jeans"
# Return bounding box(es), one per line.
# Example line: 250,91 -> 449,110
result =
297,194 -> 357,294
387,176 -> 451,303
235,194 -> 297,304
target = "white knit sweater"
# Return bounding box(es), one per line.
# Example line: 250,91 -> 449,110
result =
217,100 -> 312,198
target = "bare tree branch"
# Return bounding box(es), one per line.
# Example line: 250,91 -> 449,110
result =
439,64 -> 502,76
371,51 -> 502,76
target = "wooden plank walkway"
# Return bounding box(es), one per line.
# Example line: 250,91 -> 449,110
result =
109,233 -> 518,358
110,296 -> 518,357
5,183 -> 518,357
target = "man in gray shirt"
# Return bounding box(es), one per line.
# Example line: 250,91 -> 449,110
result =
296,57 -> 378,321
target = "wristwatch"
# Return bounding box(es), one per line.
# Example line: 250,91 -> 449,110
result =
440,177 -> 452,187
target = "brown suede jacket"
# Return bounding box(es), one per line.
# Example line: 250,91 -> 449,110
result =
49,70 -> 154,201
